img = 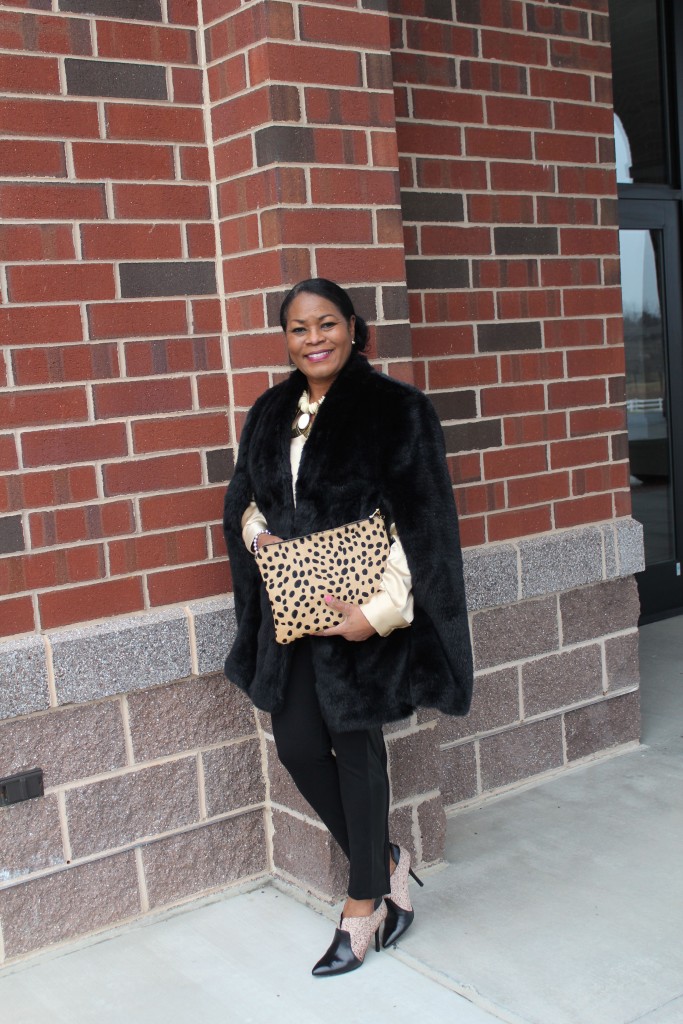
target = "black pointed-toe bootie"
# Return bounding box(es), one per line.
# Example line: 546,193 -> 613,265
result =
312,899 -> 387,977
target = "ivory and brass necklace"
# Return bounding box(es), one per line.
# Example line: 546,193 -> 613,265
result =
292,391 -> 325,439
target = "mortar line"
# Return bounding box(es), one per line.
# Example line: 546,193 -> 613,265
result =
57,789 -> 73,865
43,635 -> 58,709
196,1 -> 237,456
120,695 -> 136,766
196,752 -> 208,820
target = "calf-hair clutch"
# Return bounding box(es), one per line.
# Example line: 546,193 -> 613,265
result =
255,509 -> 390,645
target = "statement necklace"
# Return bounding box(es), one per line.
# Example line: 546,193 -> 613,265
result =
292,391 -> 325,439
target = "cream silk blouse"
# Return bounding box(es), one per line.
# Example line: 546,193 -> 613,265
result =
241,431 -> 414,636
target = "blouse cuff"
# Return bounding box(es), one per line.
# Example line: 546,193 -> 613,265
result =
360,591 -> 412,637
241,501 -> 268,552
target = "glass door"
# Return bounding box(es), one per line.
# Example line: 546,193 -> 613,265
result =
618,200 -> 683,619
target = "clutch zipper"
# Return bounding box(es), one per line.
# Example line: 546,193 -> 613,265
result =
255,508 -> 385,557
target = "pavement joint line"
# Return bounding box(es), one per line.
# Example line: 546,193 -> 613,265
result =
384,945 -> 533,1024
269,875 -> 532,1024
624,994 -> 683,1024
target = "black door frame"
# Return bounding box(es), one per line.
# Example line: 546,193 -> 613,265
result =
613,0 -> 683,620
618,200 -> 683,620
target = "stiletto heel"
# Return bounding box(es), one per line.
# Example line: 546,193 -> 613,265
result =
383,842 -> 421,948
312,899 -> 387,977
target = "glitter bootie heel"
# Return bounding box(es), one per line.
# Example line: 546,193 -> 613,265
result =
382,842 -> 424,948
312,899 -> 387,977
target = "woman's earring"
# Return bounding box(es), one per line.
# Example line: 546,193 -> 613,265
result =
351,337 -> 356,346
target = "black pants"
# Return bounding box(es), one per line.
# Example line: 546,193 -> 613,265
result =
271,639 -> 391,900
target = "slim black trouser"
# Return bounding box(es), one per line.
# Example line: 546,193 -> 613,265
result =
271,638 -> 391,900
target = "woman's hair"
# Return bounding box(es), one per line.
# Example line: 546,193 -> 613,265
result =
279,278 -> 370,352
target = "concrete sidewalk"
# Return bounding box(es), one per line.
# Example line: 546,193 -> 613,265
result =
1,618 -> 681,1024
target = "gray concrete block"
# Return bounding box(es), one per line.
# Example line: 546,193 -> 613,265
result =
605,632 -> 640,693
479,718 -> 564,790
471,596 -> 560,670
0,851 -> 139,959
127,674 -> 256,763
417,794 -> 447,864
601,523 -> 618,578
0,701 -> 127,788
271,808 -> 346,900
387,803 -> 415,860
0,635 -> 50,722
440,741 -> 478,806
615,516 -> 645,575
522,644 -> 604,717
438,667 -> 520,743
189,596 -> 236,676
0,794 -> 64,882
386,728 -> 439,804
203,738 -> 266,817
141,814 -> 267,910
463,543 -> 519,610
560,577 -> 641,646
565,690 -> 641,761
66,759 -> 200,859
519,526 -> 604,599
50,609 -> 192,705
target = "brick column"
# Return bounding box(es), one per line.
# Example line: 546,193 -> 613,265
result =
389,0 -> 629,548
202,0 -> 447,898
202,0 -> 414,438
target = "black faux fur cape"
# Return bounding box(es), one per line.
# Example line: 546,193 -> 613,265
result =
223,350 -> 473,732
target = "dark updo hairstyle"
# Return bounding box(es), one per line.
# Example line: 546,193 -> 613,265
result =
279,278 -> 370,352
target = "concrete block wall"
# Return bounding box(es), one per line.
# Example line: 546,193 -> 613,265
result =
0,601 -> 269,962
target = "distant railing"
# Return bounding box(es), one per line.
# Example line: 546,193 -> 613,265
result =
626,398 -> 664,413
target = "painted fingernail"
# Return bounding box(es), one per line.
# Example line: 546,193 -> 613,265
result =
324,594 -> 332,604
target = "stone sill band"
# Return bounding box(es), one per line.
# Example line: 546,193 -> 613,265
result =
1,518 -> 645,723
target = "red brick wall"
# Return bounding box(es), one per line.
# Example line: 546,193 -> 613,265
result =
204,0 -> 414,443
0,0 -> 631,639
0,0 -> 229,636
390,0 -> 630,547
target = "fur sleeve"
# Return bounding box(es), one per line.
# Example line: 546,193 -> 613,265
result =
379,389 -> 474,708
223,405 -> 262,625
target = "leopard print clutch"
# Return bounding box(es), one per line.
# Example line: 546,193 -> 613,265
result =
255,510 -> 390,645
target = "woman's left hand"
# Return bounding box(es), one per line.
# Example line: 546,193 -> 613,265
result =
318,595 -> 377,642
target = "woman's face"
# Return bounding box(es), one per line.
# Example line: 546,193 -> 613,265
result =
284,292 -> 355,398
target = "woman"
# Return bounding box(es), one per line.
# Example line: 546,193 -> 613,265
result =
223,279 -> 473,976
